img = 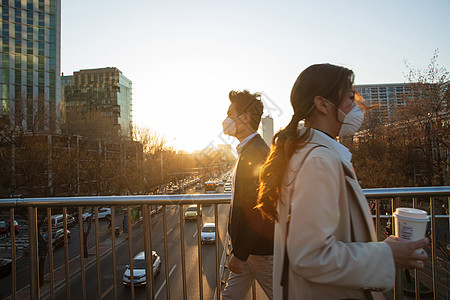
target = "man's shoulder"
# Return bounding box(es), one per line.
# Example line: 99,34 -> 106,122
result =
245,134 -> 270,156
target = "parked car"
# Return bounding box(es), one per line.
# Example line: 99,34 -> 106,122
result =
82,208 -> 112,221
0,258 -> 12,278
201,223 -> 216,244
184,205 -> 202,221
43,229 -> 71,251
122,251 -> 161,287
223,182 -> 232,193
42,214 -> 76,231
0,220 -> 19,235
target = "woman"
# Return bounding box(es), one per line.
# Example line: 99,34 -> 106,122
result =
256,64 -> 428,300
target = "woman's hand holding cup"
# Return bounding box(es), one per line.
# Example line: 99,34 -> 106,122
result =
384,236 -> 429,269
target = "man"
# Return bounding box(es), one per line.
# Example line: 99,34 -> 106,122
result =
222,90 -> 274,299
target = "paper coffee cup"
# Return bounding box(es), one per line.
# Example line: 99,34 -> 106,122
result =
393,208 -> 429,246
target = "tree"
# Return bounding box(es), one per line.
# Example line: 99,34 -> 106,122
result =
346,51 -> 450,188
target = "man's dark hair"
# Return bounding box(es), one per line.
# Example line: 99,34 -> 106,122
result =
229,90 -> 264,131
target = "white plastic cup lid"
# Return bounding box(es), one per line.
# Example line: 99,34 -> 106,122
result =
394,208 -> 429,222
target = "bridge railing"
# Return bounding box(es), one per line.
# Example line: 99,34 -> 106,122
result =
0,186 -> 449,300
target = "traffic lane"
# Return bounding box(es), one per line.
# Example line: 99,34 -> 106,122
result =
59,206 -> 182,300
200,204 -> 229,300
54,203 -> 229,300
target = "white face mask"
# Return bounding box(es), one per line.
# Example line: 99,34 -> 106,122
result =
337,104 -> 364,136
222,114 -> 245,136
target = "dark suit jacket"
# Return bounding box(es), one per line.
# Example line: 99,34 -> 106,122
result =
229,134 -> 274,261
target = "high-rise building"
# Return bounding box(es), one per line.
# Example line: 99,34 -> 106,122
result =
63,67 -> 133,138
355,83 -> 411,122
0,0 -> 61,132
260,115 -> 274,146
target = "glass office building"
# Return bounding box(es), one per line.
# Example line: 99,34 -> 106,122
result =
0,0 -> 61,132
63,67 -> 133,139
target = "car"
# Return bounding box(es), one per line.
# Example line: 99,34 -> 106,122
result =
223,183 -> 232,193
43,229 -> 71,251
42,214 -> 76,231
0,220 -> 19,235
184,204 -> 202,221
201,223 -> 216,244
82,207 -> 112,221
122,251 -> 161,287
0,258 -> 12,278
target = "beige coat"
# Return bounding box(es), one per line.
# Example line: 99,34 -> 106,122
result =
273,131 -> 395,299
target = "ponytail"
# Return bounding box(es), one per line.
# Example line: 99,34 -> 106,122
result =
256,114 -> 311,221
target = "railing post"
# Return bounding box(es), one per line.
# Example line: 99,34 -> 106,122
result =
111,207 -> 118,300
215,204 -> 221,300
179,205 -> 187,300
63,207 -> 71,299
127,206 -> 135,300
430,197 -> 438,300
10,208 -> 17,300
47,208 -> 55,300
162,205 -> 171,299
28,207 -> 40,300
95,206 -> 102,300
142,204 -> 154,300
197,204 -> 204,300
78,207 -> 87,300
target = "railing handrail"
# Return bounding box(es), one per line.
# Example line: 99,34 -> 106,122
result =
1,186 -> 450,207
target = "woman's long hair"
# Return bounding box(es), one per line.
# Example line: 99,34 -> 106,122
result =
256,64 -> 354,221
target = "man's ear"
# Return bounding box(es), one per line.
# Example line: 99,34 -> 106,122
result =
313,96 -> 329,115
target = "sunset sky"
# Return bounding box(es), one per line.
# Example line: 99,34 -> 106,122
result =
61,0 -> 450,152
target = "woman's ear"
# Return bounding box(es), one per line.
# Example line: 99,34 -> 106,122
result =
313,96 -> 329,115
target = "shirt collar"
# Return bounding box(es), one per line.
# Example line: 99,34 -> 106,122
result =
236,132 -> 259,154
312,129 -> 352,163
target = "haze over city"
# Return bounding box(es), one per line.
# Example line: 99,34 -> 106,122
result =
61,0 -> 450,152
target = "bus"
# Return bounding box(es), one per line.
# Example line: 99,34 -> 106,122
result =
204,181 -> 217,194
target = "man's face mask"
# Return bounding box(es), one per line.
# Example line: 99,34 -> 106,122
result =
222,114 -> 245,137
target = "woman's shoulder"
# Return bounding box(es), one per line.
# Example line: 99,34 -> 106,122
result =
292,143 -> 339,162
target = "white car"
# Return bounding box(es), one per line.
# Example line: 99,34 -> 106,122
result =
201,223 -> 216,244
122,251 -> 161,287
82,207 -> 111,221
224,183 -> 232,193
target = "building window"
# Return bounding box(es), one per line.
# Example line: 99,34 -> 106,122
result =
27,2 -> 33,10
26,40 -> 32,54
38,42 -> 44,56
48,43 -> 55,57
2,53 -> 9,67
49,14 -> 55,29
38,28 -> 44,41
15,8 -> 21,23
15,24 -> 21,39
48,29 -> 55,43
26,25 -> 33,39
14,54 -> 21,69
1,6 -> 8,22
15,40 -> 21,54
26,55 -> 33,69
14,0 -> 21,9
2,22 -> 9,36
38,57 -> 44,71
2,83 -> 9,98
2,69 -> 9,83
27,70 -> 32,85
27,11 -> 33,25
2,37 -> 9,52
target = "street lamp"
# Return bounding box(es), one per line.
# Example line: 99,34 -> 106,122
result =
160,138 -> 176,193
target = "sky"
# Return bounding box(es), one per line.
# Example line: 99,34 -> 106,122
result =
61,0 -> 450,152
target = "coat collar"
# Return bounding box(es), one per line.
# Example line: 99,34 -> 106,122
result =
306,129 -> 355,179
237,133 -> 261,155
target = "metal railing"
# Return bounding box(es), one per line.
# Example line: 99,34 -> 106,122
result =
0,187 -> 449,300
